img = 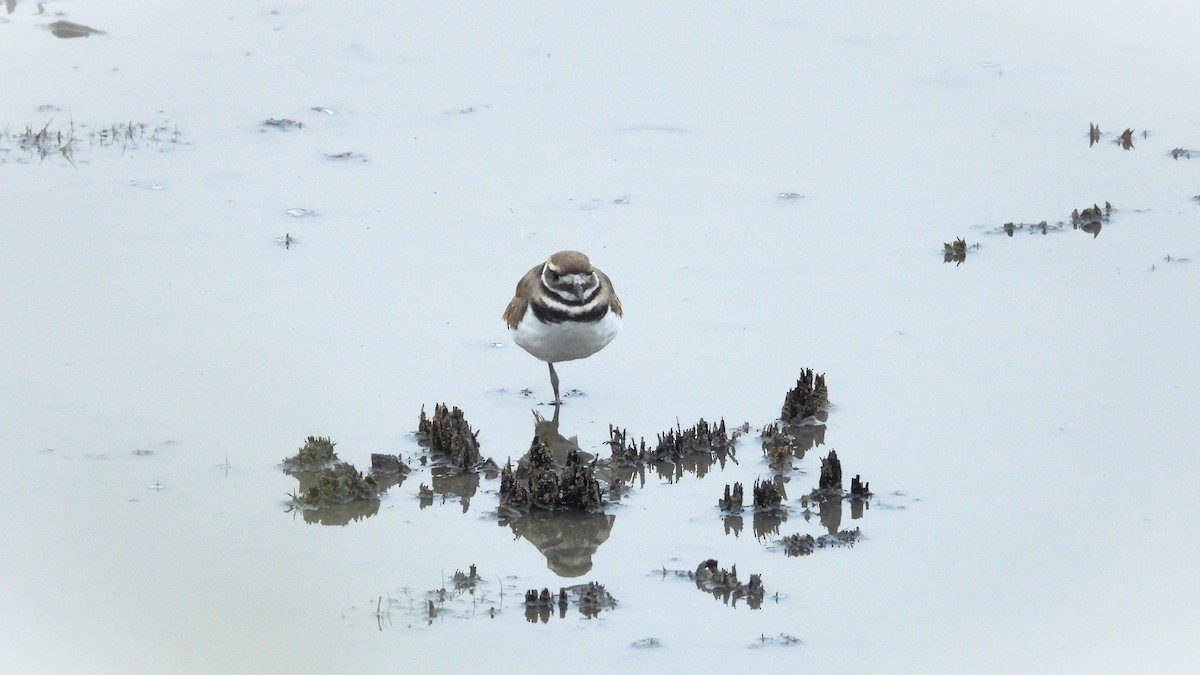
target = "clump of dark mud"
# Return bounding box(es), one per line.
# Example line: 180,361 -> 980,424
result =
370,452 -> 410,491
817,449 -> 842,494
850,474 -> 871,497
417,403 -> 484,470
1115,127 -> 1140,150
410,405 -> 497,511
689,559 -> 764,609
1089,124 -> 1145,150
719,482 -> 745,512
770,449 -> 871,540
985,201 -> 1114,239
760,425 -> 791,470
524,582 -> 616,622
493,415 -> 750,524
808,449 -> 871,500
370,452 -> 409,477
942,237 -> 979,265
760,421 -> 825,472
608,418 -> 737,466
1070,202 -> 1112,238
655,418 -> 737,461
780,369 -> 828,424
605,418 -> 738,486
499,435 -> 603,515
745,475 -> 791,540
752,477 -> 786,513
281,437 -> 408,519
288,461 -> 379,507
281,435 -> 339,472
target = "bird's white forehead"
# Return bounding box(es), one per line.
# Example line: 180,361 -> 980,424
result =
552,272 -> 594,286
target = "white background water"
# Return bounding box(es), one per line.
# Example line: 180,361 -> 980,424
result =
3,1 -> 1198,672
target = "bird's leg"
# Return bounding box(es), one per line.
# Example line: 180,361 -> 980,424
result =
548,362 -> 561,406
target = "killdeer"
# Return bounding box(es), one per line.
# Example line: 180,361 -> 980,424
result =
503,250 -> 623,404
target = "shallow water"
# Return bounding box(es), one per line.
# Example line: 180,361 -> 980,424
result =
3,1 -> 1199,673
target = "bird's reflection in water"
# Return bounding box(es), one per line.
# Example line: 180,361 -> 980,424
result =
503,510 -> 616,578
502,405 -> 614,577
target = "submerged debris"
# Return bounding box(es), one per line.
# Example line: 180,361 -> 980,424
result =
260,118 -> 303,130
47,20 -> 106,38
451,564 -> 481,591
779,533 -> 816,556
753,633 -> 803,647
380,564 -> 501,626
523,582 -> 616,622
780,369 -> 828,424
2,118 -> 182,165
631,637 -> 663,648
416,403 -> 482,469
1169,147 -> 1194,159
1000,220 -> 1055,236
571,581 -> 617,617
777,528 -> 862,557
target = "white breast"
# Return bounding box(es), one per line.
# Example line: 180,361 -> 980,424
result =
512,308 -> 622,363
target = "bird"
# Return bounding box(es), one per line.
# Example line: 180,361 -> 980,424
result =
503,250 -> 623,405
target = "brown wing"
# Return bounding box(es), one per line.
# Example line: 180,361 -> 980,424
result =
598,269 -> 623,318
503,263 -> 543,329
